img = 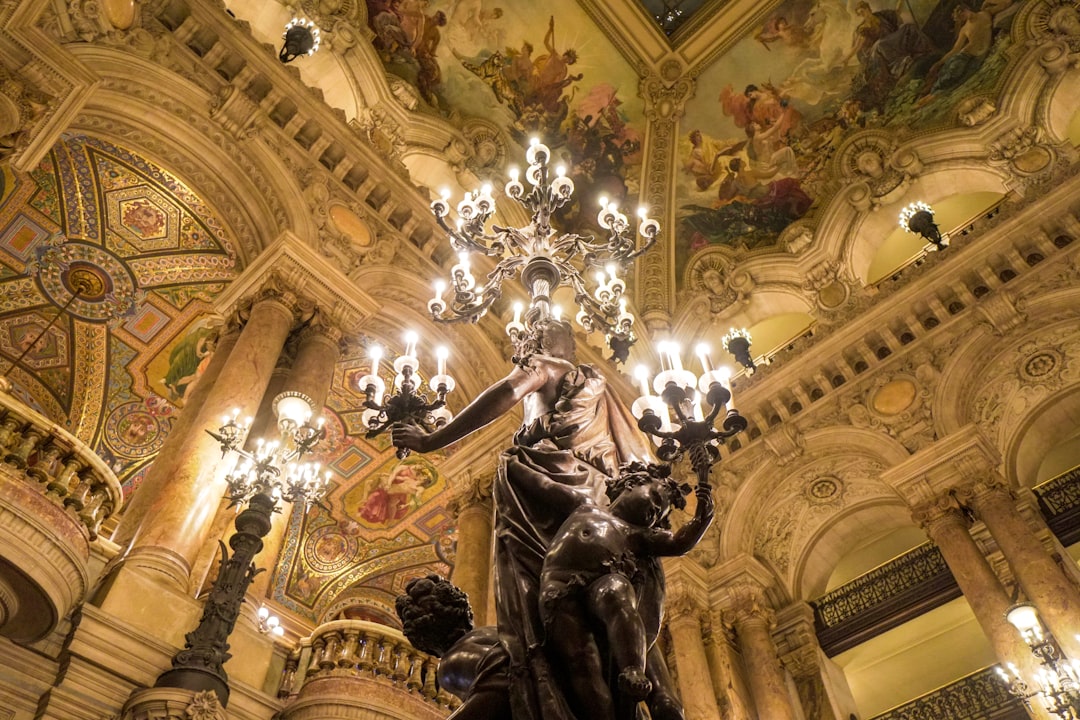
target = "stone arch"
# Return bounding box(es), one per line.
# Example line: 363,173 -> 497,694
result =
66,46 -> 312,267
720,425 -> 908,593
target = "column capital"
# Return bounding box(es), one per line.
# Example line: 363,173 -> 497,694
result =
883,424 -> 1001,507
666,591 -> 708,627
445,471 -> 494,519
911,493 -> 970,535
726,582 -> 777,629
296,309 -> 347,349
212,231 -> 379,330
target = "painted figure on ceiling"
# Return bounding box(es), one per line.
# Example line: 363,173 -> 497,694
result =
917,3 -> 993,105
162,323 -> 217,401
358,460 -> 436,525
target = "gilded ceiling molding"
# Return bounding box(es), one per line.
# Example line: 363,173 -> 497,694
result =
637,68 -> 695,329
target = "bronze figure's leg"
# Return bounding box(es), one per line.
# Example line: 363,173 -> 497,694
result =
586,574 -> 652,700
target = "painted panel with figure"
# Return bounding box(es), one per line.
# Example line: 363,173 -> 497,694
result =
676,0 -> 1024,288
364,0 -> 646,227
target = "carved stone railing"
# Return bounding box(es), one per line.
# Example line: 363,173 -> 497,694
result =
279,620 -> 458,720
868,666 -> 1027,720
0,380 -> 123,641
812,542 -> 961,655
0,385 -> 122,539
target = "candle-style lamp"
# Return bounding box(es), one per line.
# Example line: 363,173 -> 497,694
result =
357,333 -> 455,458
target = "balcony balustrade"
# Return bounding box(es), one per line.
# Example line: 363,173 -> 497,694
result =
278,619 -> 459,720
0,382 -> 122,641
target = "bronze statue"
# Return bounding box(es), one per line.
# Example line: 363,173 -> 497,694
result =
396,574 -> 510,719
539,463 -> 712,718
393,319 -> 696,720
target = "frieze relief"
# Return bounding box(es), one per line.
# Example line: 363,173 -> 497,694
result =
681,248 -> 754,320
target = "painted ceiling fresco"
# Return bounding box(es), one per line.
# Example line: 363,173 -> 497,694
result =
675,0 -> 1024,289
0,135 -> 238,495
270,353 -> 456,624
362,0 -> 647,227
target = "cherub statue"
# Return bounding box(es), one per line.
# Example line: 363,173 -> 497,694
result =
537,462 -> 714,719
396,574 -> 511,720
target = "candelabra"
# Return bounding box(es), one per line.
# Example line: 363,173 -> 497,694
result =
631,342 -> 747,487
426,137 -> 660,363
357,332 -> 455,458
722,327 -> 756,373
997,603 -> 1080,718
156,392 -> 330,706
899,201 -> 948,252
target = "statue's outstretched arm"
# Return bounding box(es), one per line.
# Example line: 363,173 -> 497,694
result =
646,485 -> 715,557
393,364 -> 546,453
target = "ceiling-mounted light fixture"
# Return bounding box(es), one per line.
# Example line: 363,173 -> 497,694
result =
899,201 -> 949,252
279,17 -> 321,63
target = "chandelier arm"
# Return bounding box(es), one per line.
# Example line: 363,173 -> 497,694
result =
435,214 -> 500,256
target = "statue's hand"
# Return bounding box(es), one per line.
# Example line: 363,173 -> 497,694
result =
694,483 -> 715,519
392,423 -> 432,454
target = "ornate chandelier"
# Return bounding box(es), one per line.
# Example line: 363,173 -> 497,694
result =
426,137 -> 660,362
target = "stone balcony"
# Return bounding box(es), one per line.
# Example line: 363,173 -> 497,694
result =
278,619 -> 459,720
0,380 -> 122,641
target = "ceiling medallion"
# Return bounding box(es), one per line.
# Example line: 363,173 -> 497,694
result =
1022,351 -> 1060,381
806,476 -> 843,505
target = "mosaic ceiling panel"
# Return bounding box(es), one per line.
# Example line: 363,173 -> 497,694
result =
0,135 -> 238,494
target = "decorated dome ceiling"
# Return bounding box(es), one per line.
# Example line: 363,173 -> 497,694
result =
0,135 -> 238,492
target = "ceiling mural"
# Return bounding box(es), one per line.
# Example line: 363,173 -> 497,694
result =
271,353 -> 457,624
0,134 -> 239,495
362,0 -> 646,227
675,0 -> 1024,290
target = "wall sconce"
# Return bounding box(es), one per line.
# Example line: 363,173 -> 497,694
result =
256,606 -> 285,638
721,328 -> 756,374
899,201 -> 949,252
280,18 -> 321,63
998,602 -> 1080,718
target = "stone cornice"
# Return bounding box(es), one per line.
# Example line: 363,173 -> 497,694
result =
882,424 -> 1001,507
213,231 -> 379,334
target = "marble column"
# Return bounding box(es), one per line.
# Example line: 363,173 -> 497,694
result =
667,594 -> 722,720
966,478 -> 1080,660
116,288 -> 298,589
775,603 -> 858,720
248,318 -> 344,603
913,497 -> 1045,688
447,474 -> 494,623
702,611 -> 754,720
729,585 -> 797,720
112,320 -> 239,547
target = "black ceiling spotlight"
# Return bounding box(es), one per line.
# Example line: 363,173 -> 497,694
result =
899,201 -> 949,252
722,328 -> 756,373
279,17 -> 321,63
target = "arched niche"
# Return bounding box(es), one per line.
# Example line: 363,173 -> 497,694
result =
849,169 -> 1008,284
795,504 -> 924,602
1007,385 -> 1080,490
864,191 -> 1005,284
